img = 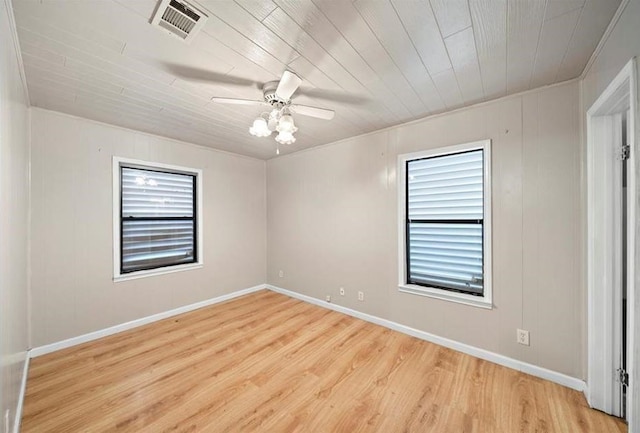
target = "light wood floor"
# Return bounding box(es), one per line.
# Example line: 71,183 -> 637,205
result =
22,290 -> 626,432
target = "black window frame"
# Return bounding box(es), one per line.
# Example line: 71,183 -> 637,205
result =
119,164 -> 198,275
404,149 -> 485,297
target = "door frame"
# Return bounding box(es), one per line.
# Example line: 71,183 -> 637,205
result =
587,57 -> 637,428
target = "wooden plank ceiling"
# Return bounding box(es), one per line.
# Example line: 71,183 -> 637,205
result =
13,0 -> 620,159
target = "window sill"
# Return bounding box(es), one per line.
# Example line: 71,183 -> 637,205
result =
114,262 -> 203,282
398,284 -> 493,309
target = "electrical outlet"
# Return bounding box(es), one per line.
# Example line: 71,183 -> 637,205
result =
326,295 -> 331,302
278,270 -> 284,278
339,287 -> 345,296
358,291 -> 364,301
517,329 -> 530,346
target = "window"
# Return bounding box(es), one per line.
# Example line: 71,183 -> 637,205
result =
113,158 -> 202,281
398,140 -> 492,308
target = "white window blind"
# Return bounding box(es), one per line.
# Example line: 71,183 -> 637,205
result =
121,167 -> 196,273
406,149 -> 484,295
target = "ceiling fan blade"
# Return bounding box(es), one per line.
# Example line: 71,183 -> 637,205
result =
290,104 -> 335,120
297,87 -> 370,105
212,98 -> 268,106
163,63 -> 261,88
275,71 -> 302,100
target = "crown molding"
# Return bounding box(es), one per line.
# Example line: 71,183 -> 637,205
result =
580,0 -> 631,80
3,0 -> 30,105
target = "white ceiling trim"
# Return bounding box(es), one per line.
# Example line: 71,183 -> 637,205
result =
30,107 -> 265,162
3,0 -> 30,105
270,75 -> 581,162
580,0 -> 631,80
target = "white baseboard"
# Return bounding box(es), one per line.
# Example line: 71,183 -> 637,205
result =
26,282 -> 586,394
583,384 -> 590,408
266,284 -> 586,392
29,284 -> 266,358
13,352 -> 29,433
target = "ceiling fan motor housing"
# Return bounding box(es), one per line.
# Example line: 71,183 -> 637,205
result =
263,81 -> 289,108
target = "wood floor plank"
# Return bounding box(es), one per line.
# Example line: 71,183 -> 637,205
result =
22,290 -> 627,432
25,294 -> 310,425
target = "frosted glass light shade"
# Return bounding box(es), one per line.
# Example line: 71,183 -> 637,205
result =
277,114 -> 297,133
249,117 -> 271,137
275,131 -> 296,145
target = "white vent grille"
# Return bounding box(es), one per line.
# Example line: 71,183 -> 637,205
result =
151,0 -> 208,43
162,7 -> 196,34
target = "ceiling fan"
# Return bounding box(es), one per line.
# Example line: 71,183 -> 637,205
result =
210,71 -> 335,152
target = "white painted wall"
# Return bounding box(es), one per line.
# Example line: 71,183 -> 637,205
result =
0,0 -> 30,429
267,81 -> 583,379
29,109 -> 267,347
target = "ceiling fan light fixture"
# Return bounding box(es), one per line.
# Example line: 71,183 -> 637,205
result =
277,114 -> 298,134
249,117 -> 271,137
209,70 -> 336,154
268,109 -> 280,131
275,130 -> 296,145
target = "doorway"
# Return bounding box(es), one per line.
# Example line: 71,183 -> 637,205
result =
622,110 -> 628,418
587,58 -> 637,429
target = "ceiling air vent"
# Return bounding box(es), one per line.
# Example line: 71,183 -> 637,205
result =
151,0 -> 208,43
